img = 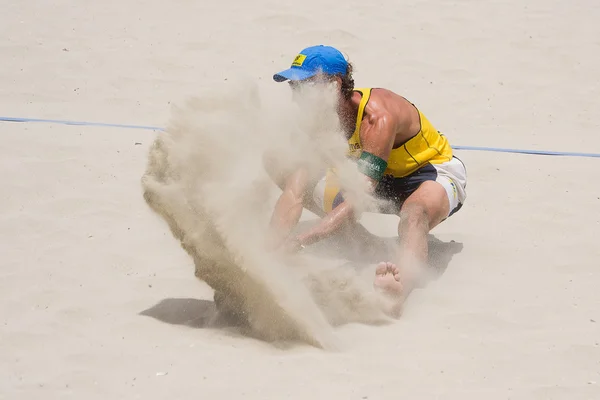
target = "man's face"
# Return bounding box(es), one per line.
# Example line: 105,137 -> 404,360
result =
288,73 -> 342,104
288,72 -> 335,90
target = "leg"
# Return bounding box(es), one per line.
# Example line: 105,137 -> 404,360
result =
372,159 -> 467,314
373,180 -> 450,303
397,180 -> 450,287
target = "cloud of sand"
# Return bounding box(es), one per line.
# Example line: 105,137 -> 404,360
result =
140,78 -> 394,349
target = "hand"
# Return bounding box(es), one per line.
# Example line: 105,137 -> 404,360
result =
281,236 -> 305,254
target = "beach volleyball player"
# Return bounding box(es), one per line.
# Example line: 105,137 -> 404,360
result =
265,45 -> 467,307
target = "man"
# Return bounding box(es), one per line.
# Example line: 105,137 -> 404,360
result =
265,45 -> 467,307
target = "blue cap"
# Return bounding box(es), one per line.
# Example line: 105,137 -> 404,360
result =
273,45 -> 348,82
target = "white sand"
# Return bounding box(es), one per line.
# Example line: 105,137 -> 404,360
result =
2,0 -> 600,398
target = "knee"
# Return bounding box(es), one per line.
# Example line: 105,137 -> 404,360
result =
398,202 -> 430,231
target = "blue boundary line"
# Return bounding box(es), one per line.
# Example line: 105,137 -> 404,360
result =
451,146 -> 600,158
0,116 -> 163,131
1,115 -> 599,159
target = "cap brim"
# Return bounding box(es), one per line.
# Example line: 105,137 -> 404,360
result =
272,68 -> 316,82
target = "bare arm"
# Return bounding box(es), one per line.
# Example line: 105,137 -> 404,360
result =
266,167 -> 309,249
296,200 -> 356,246
295,109 -> 397,248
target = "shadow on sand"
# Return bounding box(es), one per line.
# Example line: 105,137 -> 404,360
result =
140,297 -> 228,329
138,295 -> 292,346
292,219 -> 464,280
140,219 -> 463,334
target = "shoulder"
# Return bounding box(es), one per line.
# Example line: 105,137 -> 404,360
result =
363,88 -> 414,131
361,89 -> 404,128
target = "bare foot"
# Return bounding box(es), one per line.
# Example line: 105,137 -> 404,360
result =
373,262 -> 404,318
374,262 -> 403,295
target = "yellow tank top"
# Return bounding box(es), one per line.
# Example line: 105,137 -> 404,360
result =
347,88 -> 453,178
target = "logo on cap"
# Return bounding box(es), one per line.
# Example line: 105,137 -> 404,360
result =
292,54 -> 307,67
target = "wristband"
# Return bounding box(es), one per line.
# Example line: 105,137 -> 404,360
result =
356,151 -> 387,181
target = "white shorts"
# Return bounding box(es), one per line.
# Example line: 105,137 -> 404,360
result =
433,156 -> 467,218
312,156 -> 467,217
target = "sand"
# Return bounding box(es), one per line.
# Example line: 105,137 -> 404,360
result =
2,0 -> 600,399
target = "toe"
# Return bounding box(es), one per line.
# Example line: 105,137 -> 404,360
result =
389,264 -> 401,281
376,262 -> 388,275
